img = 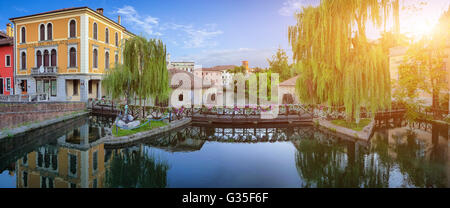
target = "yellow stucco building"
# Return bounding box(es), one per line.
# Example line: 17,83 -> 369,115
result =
9,7 -> 134,101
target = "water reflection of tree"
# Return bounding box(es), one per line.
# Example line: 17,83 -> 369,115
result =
294,135 -> 391,188
104,147 -> 169,188
390,128 -> 447,188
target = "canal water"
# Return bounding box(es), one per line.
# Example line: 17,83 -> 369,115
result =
0,115 -> 448,188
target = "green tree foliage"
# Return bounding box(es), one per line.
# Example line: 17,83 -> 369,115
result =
396,6 -> 449,119
289,0 -> 394,122
227,65 -> 247,74
103,36 -> 170,107
267,48 -> 291,82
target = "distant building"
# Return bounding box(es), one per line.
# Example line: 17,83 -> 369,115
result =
279,76 -> 300,104
167,54 -> 194,73
0,24 -> 14,95
193,65 -> 236,86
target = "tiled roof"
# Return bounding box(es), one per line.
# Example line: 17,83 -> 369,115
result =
194,65 -> 237,72
279,76 -> 299,87
0,31 -> 8,38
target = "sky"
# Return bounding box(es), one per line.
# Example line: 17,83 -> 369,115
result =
0,0 -> 449,68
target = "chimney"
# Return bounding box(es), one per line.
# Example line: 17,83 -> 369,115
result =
96,8 -> 104,15
6,23 -> 12,37
118,15 -> 121,25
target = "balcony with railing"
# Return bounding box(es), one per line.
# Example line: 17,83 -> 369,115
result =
31,66 -> 58,77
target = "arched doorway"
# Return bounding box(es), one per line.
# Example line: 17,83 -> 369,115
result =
282,94 -> 294,104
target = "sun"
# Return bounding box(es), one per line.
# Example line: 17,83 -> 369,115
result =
402,17 -> 437,40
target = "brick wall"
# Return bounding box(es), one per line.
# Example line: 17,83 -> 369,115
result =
0,102 -> 86,130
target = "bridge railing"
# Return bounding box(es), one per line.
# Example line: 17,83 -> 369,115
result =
112,104 -> 316,123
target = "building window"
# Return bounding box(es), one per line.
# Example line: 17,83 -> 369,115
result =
47,23 -> 53,40
115,53 -> 118,65
36,80 -> 43,93
21,27 -> 26,43
51,49 -> 57,66
40,24 -> 45,41
105,28 -> 109,44
5,55 -> 11,67
36,51 -> 42,67
93,49 -> 98,68
44,80 -> 50,96
70,183 -> 77,188
22,171 -> 28,188
21,52 -> 26,70
51,79 -> 57,97
41,176 -> 54,188
69,47 -> 76,67
93,151 -> 98,172
68,154 -> 77,177
69,20 -> 76,38
93,23 -> 98,40
43,50 -> 49,67
115,32 -> 119,46
105,51 -> 109,69
73,80 -> 79,95
88,80 -> 93,94
6,78 -> 10,91
22,155 -> 28,165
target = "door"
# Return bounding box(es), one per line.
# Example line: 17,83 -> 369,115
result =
0,78 -> 3,95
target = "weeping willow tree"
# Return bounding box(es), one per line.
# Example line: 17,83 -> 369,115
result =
289,0 -> 396,122
104,148 -> 169,188
103,36 -> 170,108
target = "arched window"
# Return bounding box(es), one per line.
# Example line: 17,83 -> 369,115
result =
115,33 -> 119,46
178,94 -> 183,101
43,50 -> 49,67
21,27 -> 26,43
51,49 -> 56,66
36,51 -> 42,67
40,24 -> 45,41
93,49 -> 98,68
70,48 -> 76,67
93,23 -> 98,40
105,28 -> 109,44
69,20 -> 76,38
21,52 -> 26,69
105,52 -> 109,69
47,23 -> 52,40
115,54 -> 118,64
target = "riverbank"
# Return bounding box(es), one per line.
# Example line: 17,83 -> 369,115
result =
315,118 -> 375,141
104,118 -> 191,145
0,111 -> 89,140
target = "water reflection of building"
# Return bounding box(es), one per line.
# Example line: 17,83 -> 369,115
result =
15,121 -> 107,188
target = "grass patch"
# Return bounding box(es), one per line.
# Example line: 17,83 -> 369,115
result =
331,119 -> 372,132
112,120 -> 167,137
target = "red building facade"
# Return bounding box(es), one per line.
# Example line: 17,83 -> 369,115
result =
0,24 -> 14,95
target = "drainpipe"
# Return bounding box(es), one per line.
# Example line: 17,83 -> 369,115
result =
12,22 -> 16,95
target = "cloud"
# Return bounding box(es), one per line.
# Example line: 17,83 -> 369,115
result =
161,23 -> 223,48
115,5 -> 160,36
279,0 -> 319,16
177,48 -> 277,68
115,6 -> 223,48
